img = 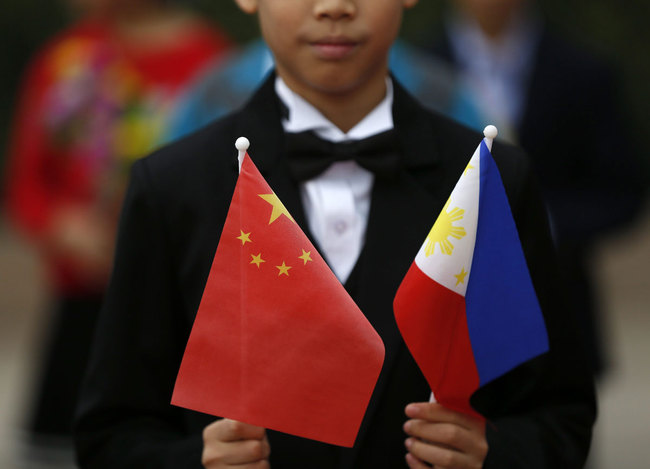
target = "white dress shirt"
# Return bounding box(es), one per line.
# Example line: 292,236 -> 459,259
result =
275,77 -> 394,283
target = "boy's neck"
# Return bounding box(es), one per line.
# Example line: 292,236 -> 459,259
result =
278,68 -> 390,134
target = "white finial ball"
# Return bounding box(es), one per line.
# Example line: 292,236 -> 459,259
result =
483,125 -> 498,140
235,137 -> 250,151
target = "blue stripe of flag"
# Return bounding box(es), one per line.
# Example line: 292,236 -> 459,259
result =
465,142 -> 549,386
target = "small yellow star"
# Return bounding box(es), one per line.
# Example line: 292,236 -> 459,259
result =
276,261 -> 292,276
236,230 -> 252,245
454,267 -> 468,286
250,253 -> 265,268
298,249 -> 313,265
258,192 -> 295,224
463,163 -> 475,176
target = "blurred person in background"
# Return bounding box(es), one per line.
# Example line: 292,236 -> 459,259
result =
3,0 -> 230,464
424,0 -> 646,380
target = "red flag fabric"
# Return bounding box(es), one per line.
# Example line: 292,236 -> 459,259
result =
172,152 -> 384,447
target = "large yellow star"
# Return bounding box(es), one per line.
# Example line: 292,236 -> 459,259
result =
236,230 -> 252,245
298,249 -> 313,265
454,267 -> 468,286
258,193 -> 295,224
250,253 -> 265,268
276,261 -> 292,276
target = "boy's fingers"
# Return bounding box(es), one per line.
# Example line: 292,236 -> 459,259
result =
230,463 -> 270,469
204,456 -> 270,469
216,438 -> 270,464
404,420 -> 484,454
204,418 -> 267,442
405,452 -> 430,469
202,428 -> 270,468
406,437 -> 470,468
405,402 -> 481,430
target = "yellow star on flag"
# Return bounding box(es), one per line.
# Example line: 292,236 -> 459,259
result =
237,230 -> 252,245
463,163 -> 475,176
250,253 -> 265,268
454,267 -> 468,286
298,249 -> 313,265
259,193 -> 295,224
425,199 -> 466,257
276,261 -> 292,276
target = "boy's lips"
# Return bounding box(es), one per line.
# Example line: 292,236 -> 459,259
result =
310,37 -> 359,60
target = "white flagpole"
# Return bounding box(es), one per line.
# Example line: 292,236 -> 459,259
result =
235,137 -> 250,173
483,125 -> 498,151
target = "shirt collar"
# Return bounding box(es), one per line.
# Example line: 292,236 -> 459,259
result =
275,76 -> 394,143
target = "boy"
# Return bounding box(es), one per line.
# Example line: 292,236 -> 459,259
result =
74,1 -> 596,468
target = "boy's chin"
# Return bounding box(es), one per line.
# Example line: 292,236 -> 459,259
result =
291,69 -> 387,97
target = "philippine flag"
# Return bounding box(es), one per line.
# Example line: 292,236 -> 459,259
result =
393,127 -> 549,419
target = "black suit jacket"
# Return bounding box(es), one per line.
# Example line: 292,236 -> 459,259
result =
75,75 -> 595,468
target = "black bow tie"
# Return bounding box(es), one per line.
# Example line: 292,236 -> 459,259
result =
285,129 -> 401,181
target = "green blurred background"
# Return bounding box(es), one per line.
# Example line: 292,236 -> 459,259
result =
1,0 -> 648,186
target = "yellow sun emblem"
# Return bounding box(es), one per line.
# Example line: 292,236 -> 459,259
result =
425,199 -> 467,256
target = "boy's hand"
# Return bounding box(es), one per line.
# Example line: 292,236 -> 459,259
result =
202,419 -> 270,468
403,402 -> 487,469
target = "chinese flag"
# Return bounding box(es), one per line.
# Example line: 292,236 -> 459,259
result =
172,151 -> 384,447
